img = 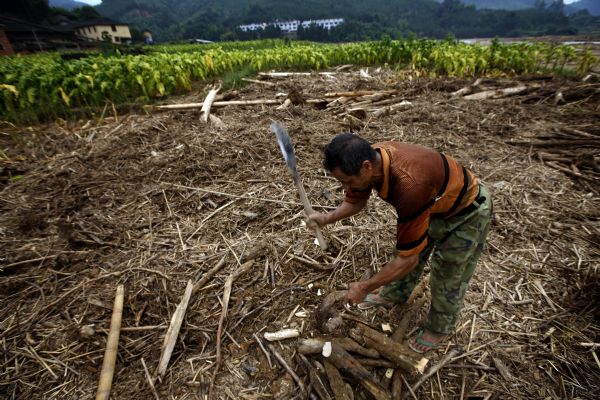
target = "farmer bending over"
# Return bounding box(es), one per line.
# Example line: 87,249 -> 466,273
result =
307,133 -> 492,353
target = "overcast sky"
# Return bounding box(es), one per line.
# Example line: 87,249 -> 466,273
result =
75,0 -> 579,5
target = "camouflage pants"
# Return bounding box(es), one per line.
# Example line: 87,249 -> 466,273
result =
380,183 -> 493,335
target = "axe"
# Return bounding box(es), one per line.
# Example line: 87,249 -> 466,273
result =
271,122 -> 328,250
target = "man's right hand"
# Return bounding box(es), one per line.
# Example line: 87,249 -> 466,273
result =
306,212 -> 329,228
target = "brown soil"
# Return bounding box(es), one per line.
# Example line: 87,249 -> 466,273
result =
1,69 -> 599,400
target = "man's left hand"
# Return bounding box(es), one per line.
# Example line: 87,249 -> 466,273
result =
346,281 -> 369,304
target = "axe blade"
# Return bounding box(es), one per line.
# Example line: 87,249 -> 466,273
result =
271,122 -> 297,178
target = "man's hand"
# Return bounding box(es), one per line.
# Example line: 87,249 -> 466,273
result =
346,281 -> 370,305
306,212 -> 329,229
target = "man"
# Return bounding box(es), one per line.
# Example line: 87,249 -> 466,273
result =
307,133 -> 492,353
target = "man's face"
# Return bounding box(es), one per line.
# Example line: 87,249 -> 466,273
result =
331,161 -> 372,192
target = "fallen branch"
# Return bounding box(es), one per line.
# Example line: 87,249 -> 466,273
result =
408,347 -> 463,396
268,343 -> 306,393
192,257 -> 227,294
463,85 -> 531,100
201,85 -> 221,123
451,78 -> 482,97
95,285 -> 124,400
208,274 -> 234,398
155,280 -> 193,382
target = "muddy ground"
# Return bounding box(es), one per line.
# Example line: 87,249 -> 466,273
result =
1,69 -> 599,399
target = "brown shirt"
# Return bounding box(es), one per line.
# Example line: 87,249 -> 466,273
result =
345,142 -> 478,257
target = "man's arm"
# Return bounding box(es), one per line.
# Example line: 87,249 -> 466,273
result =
307,197 -> 368,227
346,253 -> 420,304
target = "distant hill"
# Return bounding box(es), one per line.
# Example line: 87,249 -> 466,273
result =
92,0 -> 600,41
569,0 -> 600,16
49,0 -> 90,10
454,1 -> 536,10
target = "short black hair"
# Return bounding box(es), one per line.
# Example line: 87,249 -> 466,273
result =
323,133 -> 377,176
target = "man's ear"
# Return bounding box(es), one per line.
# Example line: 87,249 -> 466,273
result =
362,160 -> 372,173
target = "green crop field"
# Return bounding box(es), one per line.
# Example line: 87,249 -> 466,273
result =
0,39 -> 597,123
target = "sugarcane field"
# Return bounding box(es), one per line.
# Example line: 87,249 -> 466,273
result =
1,40 -> 600,400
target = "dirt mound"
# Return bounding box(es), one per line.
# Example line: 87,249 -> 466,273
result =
1,69 -> 599,399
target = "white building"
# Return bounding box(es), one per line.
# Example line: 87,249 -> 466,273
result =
239,18 -> 344,33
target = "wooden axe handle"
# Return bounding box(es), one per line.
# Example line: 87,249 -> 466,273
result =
295,178 -> 328,250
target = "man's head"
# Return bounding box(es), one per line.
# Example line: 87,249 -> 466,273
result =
323,133 -> 378,192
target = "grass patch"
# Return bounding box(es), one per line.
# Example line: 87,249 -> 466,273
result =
220,65 -> 257,91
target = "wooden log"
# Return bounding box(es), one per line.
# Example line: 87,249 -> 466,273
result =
391,296 -> 428,343
242,78 -> 275,86
155,280 -> 193,382
316,290 -> 347,333
201,85 -> 221,123
350,325 -> 428,374
463,85 -> 531,100
451,78 -> 482,97
298,338 -> 379,359
299,354 -> 332,400
323,342 -> 391,400
156,99 -> 282,110
95,285 -> 124,400
391,372 -> 403,400
324,360 -> 353,400
259,72 -> 336,78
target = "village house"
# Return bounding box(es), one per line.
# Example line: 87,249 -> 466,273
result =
74,18 -> 132,44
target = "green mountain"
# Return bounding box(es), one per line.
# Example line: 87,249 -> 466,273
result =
92,0 -> 599,42
569,0 -> 600,16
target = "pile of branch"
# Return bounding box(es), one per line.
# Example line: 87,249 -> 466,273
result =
510,126 -> 600,193
323,90 -> 413,121
451,78 -> 600,105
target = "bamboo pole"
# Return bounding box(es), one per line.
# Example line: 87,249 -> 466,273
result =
95,284 -> 125,400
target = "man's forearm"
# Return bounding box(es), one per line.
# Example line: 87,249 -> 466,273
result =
324,199 -> 366,224
360,254 -> 419,293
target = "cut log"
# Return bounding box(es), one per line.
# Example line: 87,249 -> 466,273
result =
259,72 -> 336,79
463,85 -> 532,100
200,85 -> 221,123
372,100 -> 412,117
155,280 -> 193,382
316,290 -> 347,333
324,90 -> 398,98
391,296 -> 428,343
451,78 -> 482,97
156,99 -> 282,110
350,325 -> 428,374
298,338 -> 379,359
323,342 -> 391,400
299,354 -> 332,400
242,78 -> 275,86
324,360 -> 353,400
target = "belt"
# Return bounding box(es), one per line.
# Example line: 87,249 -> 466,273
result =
452,186 -> 486,218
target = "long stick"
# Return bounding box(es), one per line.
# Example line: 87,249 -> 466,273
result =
409,347 -> 463,395
208,273 -> 234,398
155,280 -> 194,382
96,285 -> 124,400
